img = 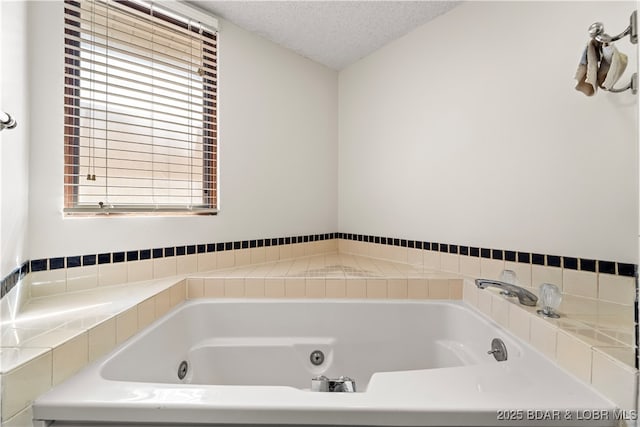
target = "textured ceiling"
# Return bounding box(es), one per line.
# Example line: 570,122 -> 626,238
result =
188,1 -> 460,70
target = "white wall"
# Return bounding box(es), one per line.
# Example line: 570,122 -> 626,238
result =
339,1 -> 638,264
27,2 -> 338,259
1,0 -> 30,277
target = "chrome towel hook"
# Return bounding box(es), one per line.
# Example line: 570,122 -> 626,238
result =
589,10 -> 637,44
0,111 -> 17,131
588,10 -> 638,95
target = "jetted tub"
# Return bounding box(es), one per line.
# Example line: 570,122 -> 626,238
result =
34,299 -> 617,426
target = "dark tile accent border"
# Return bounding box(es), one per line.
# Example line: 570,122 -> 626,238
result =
532,254 -> 545,266
0,233 -> 338,300
2,231 -> 637,300
0,261 -> 29,298
547,255 -> 561,268
563,257 -> 578,270
337,233 -> 638,278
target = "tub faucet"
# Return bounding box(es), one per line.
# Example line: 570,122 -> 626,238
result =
475,279 -> 538,307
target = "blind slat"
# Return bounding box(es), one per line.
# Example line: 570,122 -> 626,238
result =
63,44 -> 217,84
64,114 -> 217,138
63,65 -> 218,103
64,91 -> 212,125
63,31 -> 217,74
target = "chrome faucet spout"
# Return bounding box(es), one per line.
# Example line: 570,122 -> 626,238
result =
475,279 -> 538,307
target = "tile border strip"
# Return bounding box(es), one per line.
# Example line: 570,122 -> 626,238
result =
0,262 -> 30,299
336,233 -> 638,278
1,231 -> 637,299
0,233 -> 336,299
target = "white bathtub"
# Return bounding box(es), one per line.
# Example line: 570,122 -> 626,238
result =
34,299 -> 617,426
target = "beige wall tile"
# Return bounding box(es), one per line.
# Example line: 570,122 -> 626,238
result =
291,243 -> 306,258
245,279 -> 265,298
265,246 -> 280,262
235,249 -> 251,266
337,239 -> 351,254
98,263 -> 128,286
53,332 -> 88,386
326,279 -> 346,298
504,261 -> 531,288
480,258 -> 505,280
462,279 -> 479,307
2,404 -> 33,427
285,279 -> 305,298
88,318 -> 116,362
1,351 -> 52,420
176,254 -> 198,275
563,269 -> 597,299
408,279 -> 428,299
277,245 -> 293,259
217,251 -> 235,269
423,251 -> 441,270
323,239 -> 337,253
507,304 -> 530,341
598,274 -> 635,305
490,295 -> 509,327
323,239 -> 336,254
204,278 -> 224,298
428,279 -> 450,299
459,255 -> 480,277
449,279 -> 463,299
187,278 -> 204,299
358,241 -> 374,256
531,265 -> 563,291
170,281 -> 186,307
127,260 -> 153,283
407,249 -> 423,267
304,241 -> 320,256
137,298 -> 156,330
153,257 -> 177,279
155,288 -> 172,317
344,241 -> 360,256
265,279 -> 285,297
367,243 -> 385,260
66,265 -> 98,292
346,279 -> 367,298
116,307 -> 138,344
591,348 -> 637,410
367,280 -> 387,299
305,279 -> 326,298
388,279 -> 408,299
377,245 -> 396,262
529,316 -> 557,360
440,253 -> 459,273
30,270 -> 66,297
391,246 -> 408,263
250,247 -> 267,264
556,331 -> 592,384
224,279 -> 245,297
196,252 -> 218,272
310,241 -> 323,255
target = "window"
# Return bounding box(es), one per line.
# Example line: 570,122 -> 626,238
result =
64,0 -> 218,214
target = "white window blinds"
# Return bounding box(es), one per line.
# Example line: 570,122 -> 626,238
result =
64,0 -> 218,214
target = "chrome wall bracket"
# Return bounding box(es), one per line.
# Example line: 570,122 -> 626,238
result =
588,11 -> 638,95
0,111 -> 17,131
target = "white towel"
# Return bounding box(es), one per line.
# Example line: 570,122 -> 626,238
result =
601,44 -> 628,90
574,40 -> 600,96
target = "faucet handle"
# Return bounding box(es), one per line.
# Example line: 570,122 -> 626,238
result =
537,283 -> 562,318
499,269 -> 518,285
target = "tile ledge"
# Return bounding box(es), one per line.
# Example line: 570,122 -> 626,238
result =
1,276 -> 185,374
